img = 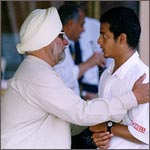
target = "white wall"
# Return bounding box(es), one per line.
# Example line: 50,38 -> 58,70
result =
139,1 -> 149,66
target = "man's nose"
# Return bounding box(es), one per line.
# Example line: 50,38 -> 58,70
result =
63,38 -> 69,45
97,36 -> 103,46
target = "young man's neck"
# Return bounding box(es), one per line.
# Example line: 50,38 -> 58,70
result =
113,49 -> 135,74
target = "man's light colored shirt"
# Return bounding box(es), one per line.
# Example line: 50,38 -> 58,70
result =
98,51 -> 149,149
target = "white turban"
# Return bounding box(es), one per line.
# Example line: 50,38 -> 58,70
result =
17,7 -> 62,54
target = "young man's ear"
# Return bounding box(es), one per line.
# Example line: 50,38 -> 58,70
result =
118,33 -> 127,45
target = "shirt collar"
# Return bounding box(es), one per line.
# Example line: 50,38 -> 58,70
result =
26,55 -> 52,69
65,35 -> 75,50
107,51 -> 140,80
69,40 -> 75,50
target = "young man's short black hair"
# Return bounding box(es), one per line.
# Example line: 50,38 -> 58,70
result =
100,6 -> 141,49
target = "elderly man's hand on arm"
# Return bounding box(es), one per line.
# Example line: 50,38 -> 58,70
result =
132,73 -> 149,104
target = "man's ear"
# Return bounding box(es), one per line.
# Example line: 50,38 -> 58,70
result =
118,33 -> 127,45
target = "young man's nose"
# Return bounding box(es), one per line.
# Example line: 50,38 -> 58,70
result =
97,36 -> 103,46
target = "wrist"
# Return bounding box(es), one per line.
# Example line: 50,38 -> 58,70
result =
106,121 -> 116,133
87,57 -> 96,67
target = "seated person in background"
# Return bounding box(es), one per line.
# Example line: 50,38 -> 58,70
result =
90,6 -> 149,149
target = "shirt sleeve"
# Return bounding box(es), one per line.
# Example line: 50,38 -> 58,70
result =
25,72 -> 138,126
104,90 -> 138,122
128,104 -> 149,144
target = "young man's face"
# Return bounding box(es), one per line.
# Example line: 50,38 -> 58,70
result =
97,22 -> 120,59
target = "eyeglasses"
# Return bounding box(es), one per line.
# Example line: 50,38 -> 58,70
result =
58,32 -> 66,40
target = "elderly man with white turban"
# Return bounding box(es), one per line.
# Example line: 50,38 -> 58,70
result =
1,7 -> 149,149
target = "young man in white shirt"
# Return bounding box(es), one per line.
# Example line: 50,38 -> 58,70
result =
90,6 -> 149,149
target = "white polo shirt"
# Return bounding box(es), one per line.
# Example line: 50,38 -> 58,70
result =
98,51 -> 149,149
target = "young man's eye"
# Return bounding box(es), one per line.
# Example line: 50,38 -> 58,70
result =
100,34 -> 108,39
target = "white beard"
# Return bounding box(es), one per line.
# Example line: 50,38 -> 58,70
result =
57,51 -> 66,64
